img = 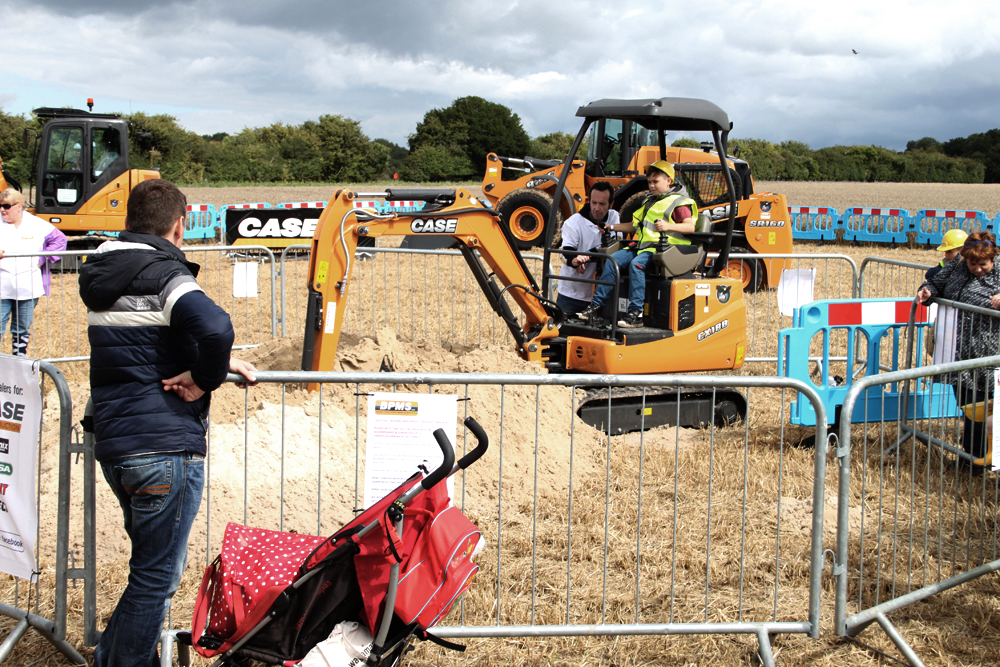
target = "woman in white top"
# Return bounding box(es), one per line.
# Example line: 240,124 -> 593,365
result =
0,189 -> 67,356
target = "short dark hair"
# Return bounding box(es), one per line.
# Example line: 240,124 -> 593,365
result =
589,181 -> 614,202
961,230 -> 998,263
125,179 -> 187,236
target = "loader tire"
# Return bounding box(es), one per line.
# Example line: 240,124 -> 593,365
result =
497,188 -> 558,249
618,192 -> 647,231
725,247 -> 761,292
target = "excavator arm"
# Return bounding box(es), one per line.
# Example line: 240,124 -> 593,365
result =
301,187 -> 561,374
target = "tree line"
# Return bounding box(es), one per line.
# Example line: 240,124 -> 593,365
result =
0,98 -> 996,186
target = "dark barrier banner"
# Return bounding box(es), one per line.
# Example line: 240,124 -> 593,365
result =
226,209 -> 323,248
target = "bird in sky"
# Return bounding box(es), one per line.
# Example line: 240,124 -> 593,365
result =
852,49 -> 858,54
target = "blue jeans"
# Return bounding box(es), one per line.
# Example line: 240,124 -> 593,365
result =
592,249 -> 653,314
96,452 -> 205,667
0,298 -> 38,357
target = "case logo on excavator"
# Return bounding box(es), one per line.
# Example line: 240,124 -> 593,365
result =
410,218 -> 458,233
698,319 -> 729,342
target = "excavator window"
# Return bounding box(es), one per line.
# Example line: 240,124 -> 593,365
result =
92,127 -> 122,180
43,127 -> 83,206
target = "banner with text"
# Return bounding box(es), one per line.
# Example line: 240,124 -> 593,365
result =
0,357 -> 39,580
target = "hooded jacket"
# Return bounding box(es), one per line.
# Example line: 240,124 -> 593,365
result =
79,231 -> 235,460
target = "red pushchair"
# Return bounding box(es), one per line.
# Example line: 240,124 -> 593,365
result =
188,417 -> 489,666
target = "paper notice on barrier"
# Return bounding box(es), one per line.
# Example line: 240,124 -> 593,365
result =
0,357 -> 39,581
932,304 -> 958,366
232,262 -> 259,298
777,268 -> 815,317
363,393 -> 457,508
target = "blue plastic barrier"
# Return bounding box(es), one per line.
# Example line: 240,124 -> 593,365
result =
220,202 -> 272,214
912,209 -> 988,246
841,207 -> 911,245
185,203 -> 219,240
789,205 -> 841,241
351,199 -> 425,215
778,298 -> 961,426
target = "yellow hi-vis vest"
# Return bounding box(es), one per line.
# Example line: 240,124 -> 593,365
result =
632,193 -> 698,254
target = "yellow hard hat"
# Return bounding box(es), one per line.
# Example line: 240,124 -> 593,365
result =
937,228 -> 969,251
645,160 -> 675,180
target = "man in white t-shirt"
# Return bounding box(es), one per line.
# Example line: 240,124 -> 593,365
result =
556,182 -> 619,316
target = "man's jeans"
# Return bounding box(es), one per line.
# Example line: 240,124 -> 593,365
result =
592,248 -> 653,314
96,452 -> 204,667
0,298 -> 38,357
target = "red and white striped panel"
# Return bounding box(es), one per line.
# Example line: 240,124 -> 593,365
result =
790,206 -> 831,214
280,201 -> 325,209
923,210 -> 978,218
227,203 -> 268,210
187,204 -> 210,212
849,208 -> 901,216
386,200 -> 418,208
828,300 -> 929,326
352,201 -> 379,209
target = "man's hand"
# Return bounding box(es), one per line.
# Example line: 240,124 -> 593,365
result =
572,255 -> 591,274
162,371 -> 205,402
230,358 -> 258,388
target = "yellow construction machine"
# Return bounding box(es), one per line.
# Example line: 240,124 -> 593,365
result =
481,100 -> 792,291
2,101 -> 160,236
301,98 -> 767,432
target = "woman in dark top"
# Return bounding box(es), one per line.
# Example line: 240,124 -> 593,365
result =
918,231 -> 1000,460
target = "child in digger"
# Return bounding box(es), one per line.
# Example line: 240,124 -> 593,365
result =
577,160 -> 697,328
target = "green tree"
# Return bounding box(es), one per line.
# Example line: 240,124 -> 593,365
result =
0,110 -> 35,187
408,96 -> 530,179
374,138 -> 408,178
906,137 -> 942,153
671,138 -> 700,149
528,132 -> 576,159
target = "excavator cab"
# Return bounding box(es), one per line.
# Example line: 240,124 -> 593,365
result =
25,107 -> 159,234
544,98 -> 746,351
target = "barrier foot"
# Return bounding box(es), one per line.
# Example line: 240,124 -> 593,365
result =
755,629 -> 775,667
874,611 -> 926,667
882,425 -> 914,458
0,604 -> 86,665
160,629 -> 191,667
900,425 -> 972,462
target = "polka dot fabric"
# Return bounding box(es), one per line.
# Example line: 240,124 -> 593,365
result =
205,522 -> 326,638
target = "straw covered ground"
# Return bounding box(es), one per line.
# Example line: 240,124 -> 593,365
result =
4,182 -> 1000,666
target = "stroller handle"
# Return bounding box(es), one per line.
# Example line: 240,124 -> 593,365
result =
457,417 -> 489,470
422,429 -> 457,490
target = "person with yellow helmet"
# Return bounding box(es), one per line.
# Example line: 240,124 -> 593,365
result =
577,160 -> 697,328
925,228 -> 968,280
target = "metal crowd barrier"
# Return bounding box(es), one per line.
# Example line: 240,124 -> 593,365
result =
63,371 -> 826,666
858,257 -> 934,300
0,359 -> 85,664
835,349 -> 1000,666
278,245 -> 548,345
0,246 -> 277,363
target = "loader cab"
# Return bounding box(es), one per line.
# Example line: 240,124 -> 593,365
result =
584,119 -> 657,178
32,108 -> 129,215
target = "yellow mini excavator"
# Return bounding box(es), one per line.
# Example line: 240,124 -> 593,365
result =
302,98 -> 766,432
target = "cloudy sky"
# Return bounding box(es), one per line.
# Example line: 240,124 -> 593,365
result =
1,0 -> 997,150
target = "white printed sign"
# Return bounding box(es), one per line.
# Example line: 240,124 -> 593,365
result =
0,357 -> 39,580
931,304 -> 958,366
777,268 -> 815,317
363,393 -> 457,508
232,262 -> 259,298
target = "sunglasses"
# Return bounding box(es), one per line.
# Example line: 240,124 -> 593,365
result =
964,239 -> 995,248
0,203 -> 17,210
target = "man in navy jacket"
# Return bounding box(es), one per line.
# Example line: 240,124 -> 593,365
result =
79,179 -> 257,667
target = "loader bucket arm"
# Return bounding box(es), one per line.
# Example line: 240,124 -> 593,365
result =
301,188 -> 560,376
